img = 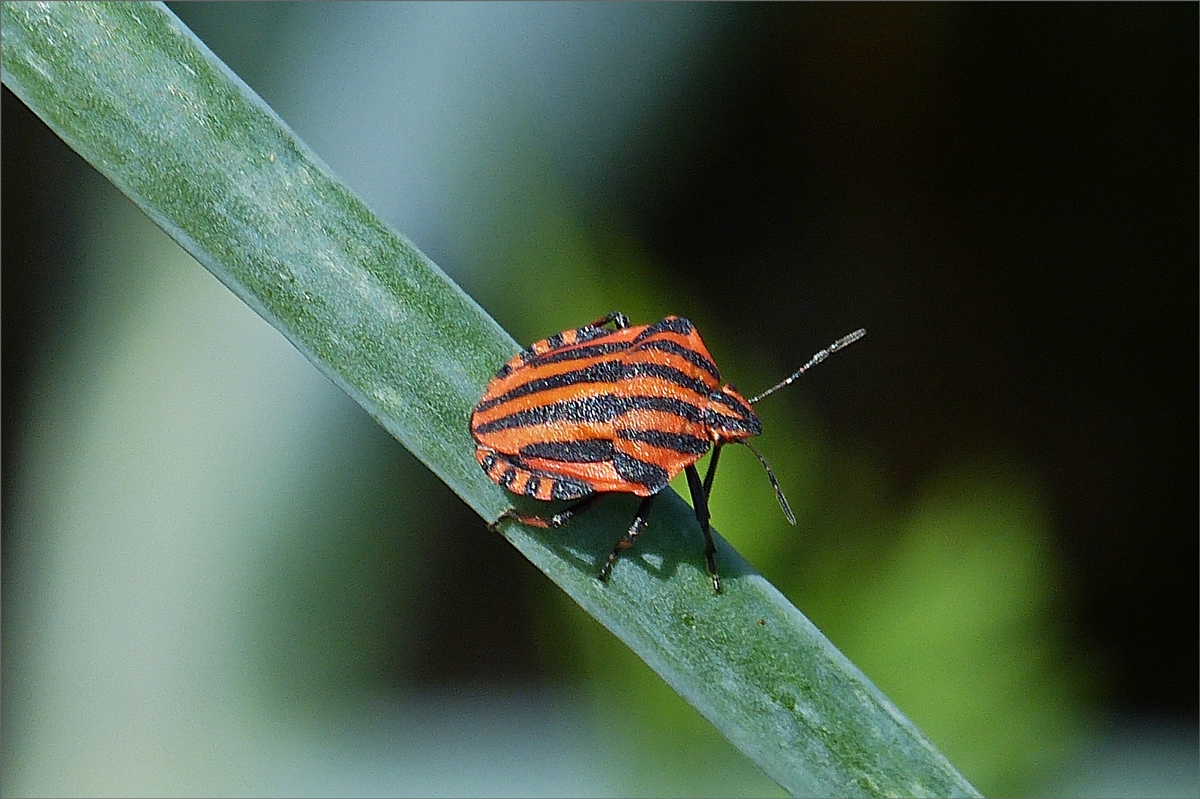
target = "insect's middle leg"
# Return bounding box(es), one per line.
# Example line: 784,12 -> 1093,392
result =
597,494 -> 658,583
686,461 -> 722,594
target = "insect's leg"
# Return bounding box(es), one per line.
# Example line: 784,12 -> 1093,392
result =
687,461 -> 722,594
597,494 -> 658,583
701,444 -> 724,500
586,311 -> 630,330
489,493 -> 601,532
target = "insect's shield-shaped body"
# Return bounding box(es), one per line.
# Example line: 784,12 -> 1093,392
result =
471,314 -> 725,499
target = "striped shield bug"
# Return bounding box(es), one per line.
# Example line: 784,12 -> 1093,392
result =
471,312 -> 865,594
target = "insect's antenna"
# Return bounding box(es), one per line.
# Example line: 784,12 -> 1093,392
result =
747,328 -> 866,405
742,441 -> 796,525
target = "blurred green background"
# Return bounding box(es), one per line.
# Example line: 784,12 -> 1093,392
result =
3,3 -> 1196,797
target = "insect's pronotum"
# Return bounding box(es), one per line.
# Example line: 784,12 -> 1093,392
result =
471,312 -> 865,593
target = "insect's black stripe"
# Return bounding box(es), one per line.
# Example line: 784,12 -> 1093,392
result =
483,345 -> 715,412
495,317 -> 690,377
619,394 -> 708,423
707,388 -> 746,413
616,428 -> 711,455
621,361 -> 713,397
707,412 -> 761,436
498,466 -> 517,488
524,475 -> 541,497
551,478 -> 591,500
706,401 -> 763,436
473,394 -> 706,435
511,325 -> 626,367
613,453 -> 670,491
637,339 -> 720,382
517,339 -> 632,368
632,316 -> 694,344
474,395 -> 619,433
592,394 -> 708,426
475,359 -> 625,413
519,438 -> 617,463
705,390 -> 761,433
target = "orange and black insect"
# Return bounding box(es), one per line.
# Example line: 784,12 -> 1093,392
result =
471,312 -> 865,593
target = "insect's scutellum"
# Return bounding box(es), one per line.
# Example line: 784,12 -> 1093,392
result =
472,314 -> 865,595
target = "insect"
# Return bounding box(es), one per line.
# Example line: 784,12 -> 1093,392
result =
471,312 -> 865,593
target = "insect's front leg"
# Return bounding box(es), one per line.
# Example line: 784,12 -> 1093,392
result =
686,462 -> 722,594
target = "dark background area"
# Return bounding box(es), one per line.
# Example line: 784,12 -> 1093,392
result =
4,0 -> 1195,776
611,3 -> 1199,719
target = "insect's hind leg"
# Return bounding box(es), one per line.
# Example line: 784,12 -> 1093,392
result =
597,494 -> 658,583
488,493 -> 602,533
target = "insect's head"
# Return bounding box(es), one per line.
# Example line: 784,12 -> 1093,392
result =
704,384 -> 762,445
